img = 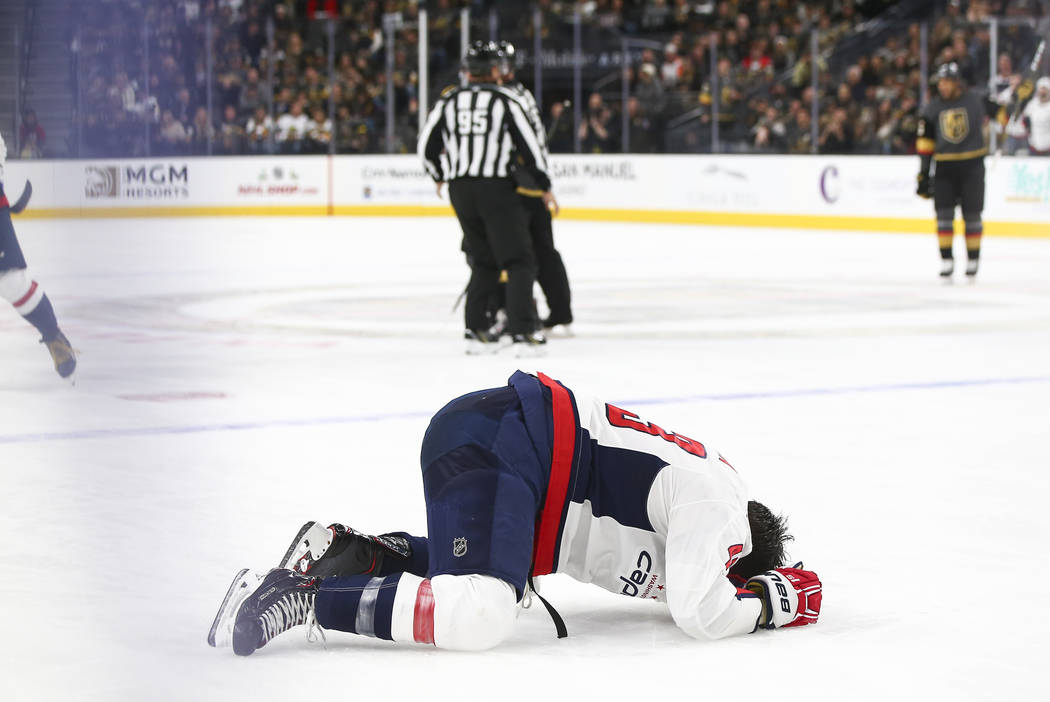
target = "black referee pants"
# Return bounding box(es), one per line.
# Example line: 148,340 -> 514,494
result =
521,194 -> 572,325
449,178 -> 538,335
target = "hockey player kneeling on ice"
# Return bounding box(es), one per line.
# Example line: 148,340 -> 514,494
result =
208,371 -> 822,655
0,132 -> 75,378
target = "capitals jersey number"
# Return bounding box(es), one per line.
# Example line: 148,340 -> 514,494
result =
605,404 -> 707,459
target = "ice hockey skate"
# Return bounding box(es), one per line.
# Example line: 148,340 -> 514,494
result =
965,258 -> 979,277
939,259 -> 954,277
279,521 -> 413,579
542,317 -> 574,338
42,329 -> 76,379
207,568 -> 265,648
229,568 -> 321,656
511,331 -> 547,358
465,328 -> 510,355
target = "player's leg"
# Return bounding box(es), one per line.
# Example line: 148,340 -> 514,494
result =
960,159 -> 985,277
279,521 -> 429,578
525,195 -> 573,329
477,182 -> 539,339
450,180 -> 504,348
214,386 -> 539,655
932,164 -> 957,277
0,199 -> 76,377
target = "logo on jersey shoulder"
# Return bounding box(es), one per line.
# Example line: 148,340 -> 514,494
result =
452,537 -> 468,558
606,404 -> 707,459
940,108 -> 969,144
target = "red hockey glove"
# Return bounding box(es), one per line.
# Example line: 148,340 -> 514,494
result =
745,563 -> 822,630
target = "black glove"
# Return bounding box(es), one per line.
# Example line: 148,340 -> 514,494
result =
916,172 -> 933,199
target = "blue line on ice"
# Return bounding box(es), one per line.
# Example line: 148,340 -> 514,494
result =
3,374 -> 1048,444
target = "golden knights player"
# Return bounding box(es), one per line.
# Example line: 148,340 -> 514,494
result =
916,62 -> 1004,278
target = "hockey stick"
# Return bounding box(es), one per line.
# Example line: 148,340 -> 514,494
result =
993,38 -> 1046,170
1010,39 -> 1046,124
10,180 -> 32,214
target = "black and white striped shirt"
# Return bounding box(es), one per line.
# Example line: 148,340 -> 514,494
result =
505,81 -> 547,149
418,83 -> 551,190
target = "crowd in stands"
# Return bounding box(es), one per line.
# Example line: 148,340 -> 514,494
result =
37,0 -> 1050,158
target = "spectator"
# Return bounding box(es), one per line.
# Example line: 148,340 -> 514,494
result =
246,105 -> 274,154
661,42 -> 684,87
752,106 -> 786,152
546,101 -> 573,153
157,109 -> 190,155
786,108 -> 813,154
635,62 -> 666,115
218,104 -> 246,154
18,110 -> 46,157
276,99 -> 310,153
819,108 -> 853,154
307,105 -> 333,154
578,92 -> 615,153
189,106 -> 215,155
625,96 -> 657,153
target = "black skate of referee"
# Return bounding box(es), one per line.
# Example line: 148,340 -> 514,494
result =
916,62 -> 1005,278
498,40 -> 573,331
419,41 -> 550,350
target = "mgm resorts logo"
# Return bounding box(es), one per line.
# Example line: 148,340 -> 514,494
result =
85,164 -> 190,200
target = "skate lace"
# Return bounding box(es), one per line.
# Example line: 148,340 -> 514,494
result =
259,590 -> 319,645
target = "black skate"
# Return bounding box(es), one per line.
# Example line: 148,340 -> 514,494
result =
207,568 -> 265,648
279,521 -> 413,579
230,569 -> 321,656
542,316 -> 574,338
511,331 -> 547,358
42,330 -> 76,378
465,328 -> 508,355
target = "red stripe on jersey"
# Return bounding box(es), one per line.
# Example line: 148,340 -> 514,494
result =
0,194 -> 9,209
532,372 -> 576,576
412,578 -> 435,645
12,280 -> 38,309
735,587 -> 759,600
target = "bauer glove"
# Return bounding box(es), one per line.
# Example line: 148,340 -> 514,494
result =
745,563 -> 822,630
916,172 -> 933,199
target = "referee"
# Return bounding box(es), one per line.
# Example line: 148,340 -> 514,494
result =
418,40 -> 551,352
498,41 -> 573,332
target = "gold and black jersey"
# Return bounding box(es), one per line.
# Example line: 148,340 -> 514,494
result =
916,90 -> 1001,161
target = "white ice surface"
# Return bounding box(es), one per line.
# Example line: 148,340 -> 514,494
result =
1,215 -> 1048,701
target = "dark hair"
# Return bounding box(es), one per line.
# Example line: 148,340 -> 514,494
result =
729,500 -> 793,580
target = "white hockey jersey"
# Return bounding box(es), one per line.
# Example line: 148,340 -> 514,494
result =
516,371 -> 764,640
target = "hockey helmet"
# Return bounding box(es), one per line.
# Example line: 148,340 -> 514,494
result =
497,40 -> 516,76
463,40 -> 501,77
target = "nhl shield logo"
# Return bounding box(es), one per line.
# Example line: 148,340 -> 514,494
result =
939,108 -> 969,144
452,537 -> 468,558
